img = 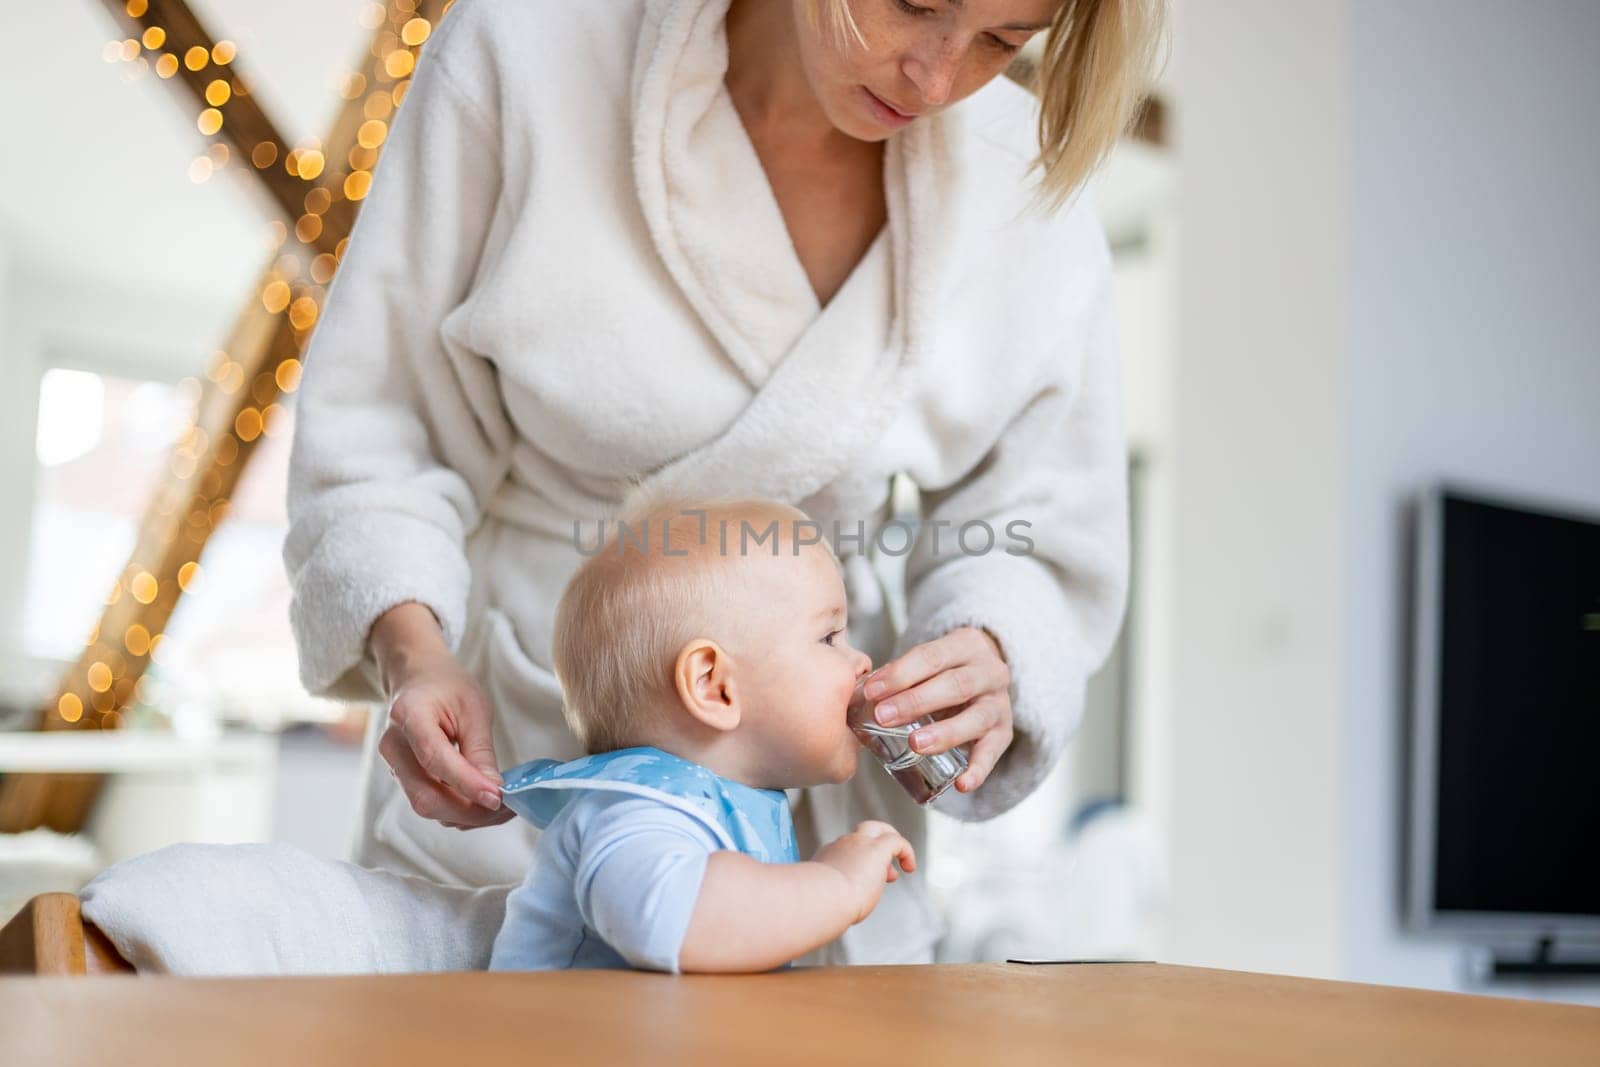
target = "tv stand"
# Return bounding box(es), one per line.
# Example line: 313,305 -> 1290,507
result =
1492,937 -> 1600,979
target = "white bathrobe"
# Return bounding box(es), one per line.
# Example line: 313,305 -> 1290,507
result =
283,0 -> 1129,966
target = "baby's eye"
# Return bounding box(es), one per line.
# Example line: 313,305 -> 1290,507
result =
822,629 -> 842,646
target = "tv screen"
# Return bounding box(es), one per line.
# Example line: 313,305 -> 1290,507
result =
1412,489 -> 1600,930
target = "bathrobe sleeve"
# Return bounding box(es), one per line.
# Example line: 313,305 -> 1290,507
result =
894,241 -> 1130,823
281,28 -> 512,702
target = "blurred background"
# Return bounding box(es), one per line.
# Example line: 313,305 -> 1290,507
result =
1,0 -> 1595,1003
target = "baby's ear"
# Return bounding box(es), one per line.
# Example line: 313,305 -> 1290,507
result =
673,639 -> 741,732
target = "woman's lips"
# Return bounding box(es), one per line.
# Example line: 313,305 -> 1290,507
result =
862,87 -> 917,129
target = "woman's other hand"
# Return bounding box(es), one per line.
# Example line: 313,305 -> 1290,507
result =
370,602 -> 513,829
862,625 -> 1013,794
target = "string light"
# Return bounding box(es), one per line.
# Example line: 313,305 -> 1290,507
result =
261,280 -> 291,313
42,2 -> 451,746
275,358 -> 304,392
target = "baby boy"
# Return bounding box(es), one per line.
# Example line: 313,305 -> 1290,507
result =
487,495 -> 916,974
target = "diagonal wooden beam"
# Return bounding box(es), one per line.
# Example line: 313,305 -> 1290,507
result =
0,0 -> 452,833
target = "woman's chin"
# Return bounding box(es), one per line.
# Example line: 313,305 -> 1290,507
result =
823,97 -> 895,143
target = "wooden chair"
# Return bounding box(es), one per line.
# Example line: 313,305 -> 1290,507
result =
0,893 -> 134,974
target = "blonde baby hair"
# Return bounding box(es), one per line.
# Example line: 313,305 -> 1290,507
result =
552,492 -> 839,754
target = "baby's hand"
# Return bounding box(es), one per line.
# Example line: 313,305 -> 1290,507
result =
812,820 -> 917,925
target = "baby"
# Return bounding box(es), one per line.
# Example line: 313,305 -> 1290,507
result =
487,494 -> 916,974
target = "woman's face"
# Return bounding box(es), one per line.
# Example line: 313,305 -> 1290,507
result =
792,0 -> 1062,140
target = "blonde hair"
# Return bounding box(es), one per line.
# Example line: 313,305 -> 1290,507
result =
552,493 -> 836,754
805,0 -> 1169,211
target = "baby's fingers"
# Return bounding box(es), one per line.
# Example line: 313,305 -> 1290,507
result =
893,837 -> 917,874
879,834 -> 917,877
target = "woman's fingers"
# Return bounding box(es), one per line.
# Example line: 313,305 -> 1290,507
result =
872,663 -> 988,727
907,696 -> 1003,757
451,689 -> 505,809
867,628 -> 1008,728
391,696 -> 502,809
379,723 -> 510,827
953,718 -> 1014,793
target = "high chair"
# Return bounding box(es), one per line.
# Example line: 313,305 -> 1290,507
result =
0,893 -> 134,975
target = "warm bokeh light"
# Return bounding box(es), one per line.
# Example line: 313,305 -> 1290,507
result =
275,358 -> 304,392
235,408 -> 263,443
124,624 -> 152,657
288,296 -> 319,330
130,571 -> 159,605
87,662 -> 113,693
14,0 -> 442,806
357,119 -> 388,149
401,17 -> 432,46
310,254 -> 337,284
384,49 -> 415,80
261,280 -> 291,314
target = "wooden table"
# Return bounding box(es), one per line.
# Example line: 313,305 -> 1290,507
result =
3,963 -> 1597,1065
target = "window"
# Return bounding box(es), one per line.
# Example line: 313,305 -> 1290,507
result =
24,370 -> 341,729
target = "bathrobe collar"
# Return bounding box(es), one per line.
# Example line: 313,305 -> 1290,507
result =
629,0 -> 969,505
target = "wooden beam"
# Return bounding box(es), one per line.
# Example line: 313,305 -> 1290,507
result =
0,0 -> 451,832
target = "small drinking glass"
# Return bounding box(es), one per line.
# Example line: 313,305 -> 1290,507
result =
847,677 -> 968,805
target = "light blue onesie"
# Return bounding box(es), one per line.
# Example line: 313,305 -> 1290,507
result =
488,746 -> 801,973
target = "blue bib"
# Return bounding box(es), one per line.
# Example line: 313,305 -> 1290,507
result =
500,746 -> 800,865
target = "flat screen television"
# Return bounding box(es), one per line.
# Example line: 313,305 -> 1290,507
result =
1406,486 -> 1600,945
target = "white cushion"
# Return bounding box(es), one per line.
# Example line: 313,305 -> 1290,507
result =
79,842 -> 510,975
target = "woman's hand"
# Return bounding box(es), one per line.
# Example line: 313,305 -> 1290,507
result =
371,603 -> 512,830
863,625 -> 1013,794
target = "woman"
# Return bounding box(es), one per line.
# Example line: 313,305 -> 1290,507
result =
283,0 -> 1163,965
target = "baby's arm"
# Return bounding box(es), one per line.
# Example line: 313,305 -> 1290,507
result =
677,820 -> 917,973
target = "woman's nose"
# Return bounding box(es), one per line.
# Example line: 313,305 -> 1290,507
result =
903,40 -> 961,107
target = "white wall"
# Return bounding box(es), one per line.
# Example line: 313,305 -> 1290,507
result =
1164,0 -> 1349,978
1163,0 -> 1599,997
1342,0 -> 1600,995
